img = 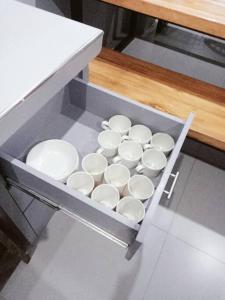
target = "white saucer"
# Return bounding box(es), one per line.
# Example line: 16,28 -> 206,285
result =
26,139 -> 79,182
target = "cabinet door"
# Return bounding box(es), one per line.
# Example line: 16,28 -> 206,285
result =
0,175 -> 36,244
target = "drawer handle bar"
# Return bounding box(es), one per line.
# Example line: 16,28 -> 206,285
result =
163,171 -> 179,199
6,178 -> 128,249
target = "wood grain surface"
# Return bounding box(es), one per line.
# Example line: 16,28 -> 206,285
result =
89,48 -> 225,151
100,0 -> 225,39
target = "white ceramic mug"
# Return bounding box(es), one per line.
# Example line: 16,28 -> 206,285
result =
116,196 -> 145,223
82,153 -> 108,184
113,141 -> 143,169
144,133 -> 175,156
123,175 -> 154,201
101,115 -> 132,135
122,124 -> 152,146
96,130 -> 122,158
104,163 -> 130,194
66,171 -> 94,196
91,184 -> 120,209
136,149 -> 167,178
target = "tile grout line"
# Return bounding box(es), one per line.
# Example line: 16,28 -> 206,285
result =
169,232 -> 225,267
140,157 -> 198,300
166,155 -> 225,267
141,224 -> 225,300
140,231 -> 170,300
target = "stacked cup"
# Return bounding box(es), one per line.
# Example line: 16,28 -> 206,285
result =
66,114 -> 175,224
66,152 -> 108,196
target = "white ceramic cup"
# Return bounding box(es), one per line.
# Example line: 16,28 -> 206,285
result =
66,171 -> 94,196
91,184 -> 120,209
101,115 -> 132,135
116,196 -> 145,223
144,133 -> 175,156
104,163 -> 130,194
136,149 -> 167,178
82,153 -> 108,184
96,130 -> 122,158
123,175 -> 154,201
122,124 -> 152,146
113,141 -> 143,169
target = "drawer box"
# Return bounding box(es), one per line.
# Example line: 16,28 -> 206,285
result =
0,78 -> 193,256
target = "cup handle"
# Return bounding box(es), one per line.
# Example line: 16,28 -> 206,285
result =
96,148 -> 104,154
136,163 -> 144,173
101,120 -> 110,130
112,155 -> 122,164
121,135 -> 129,141
143,143 -> 154,150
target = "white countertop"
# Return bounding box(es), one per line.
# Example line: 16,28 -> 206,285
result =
0,0 -> 102,119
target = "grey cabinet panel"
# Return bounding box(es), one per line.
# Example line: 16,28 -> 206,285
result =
24,198 -> 56,236
0,176 -> 36,244
9,186 -> 33,212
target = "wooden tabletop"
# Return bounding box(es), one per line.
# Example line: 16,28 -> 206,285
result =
90,49 -> 225,151
101,0 -> 225,39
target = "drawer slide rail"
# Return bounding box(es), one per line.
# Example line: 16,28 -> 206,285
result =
6,178 -> 128,249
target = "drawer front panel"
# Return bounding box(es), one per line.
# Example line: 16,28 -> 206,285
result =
136,113 -> 194,242
0,154 -> 138,245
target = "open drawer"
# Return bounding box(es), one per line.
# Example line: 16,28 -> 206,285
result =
0,78 -> 194,259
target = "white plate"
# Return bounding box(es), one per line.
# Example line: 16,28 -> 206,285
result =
26,139 -> 79,182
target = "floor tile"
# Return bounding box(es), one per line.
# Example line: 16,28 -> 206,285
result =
144,235 -> 225,300
151,154 -> 195,232
170,159 -> 225,263
153,24 -> 225,67
184,58 -> 225,87
157,47 -> 193,77
123,38 -> 168,67
123,38 -> 225,88
127,226 -> 166,300
2,212 -> 166,300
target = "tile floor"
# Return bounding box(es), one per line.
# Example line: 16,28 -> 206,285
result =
150,24 -> 225,68
2,153 -> 225,300
123,38 -> 225,88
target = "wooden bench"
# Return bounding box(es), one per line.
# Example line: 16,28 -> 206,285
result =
100,0 -> 225,39
89,48 -> 225,151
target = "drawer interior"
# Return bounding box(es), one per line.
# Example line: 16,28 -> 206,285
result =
0,78 -> 186,245
1,79 -> 184,160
